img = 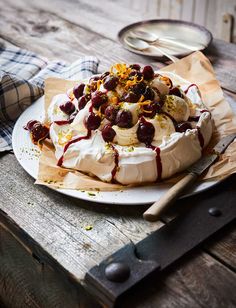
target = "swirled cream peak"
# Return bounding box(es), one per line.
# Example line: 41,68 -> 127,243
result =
163,95 -> 190,122
47,94 -> 70,123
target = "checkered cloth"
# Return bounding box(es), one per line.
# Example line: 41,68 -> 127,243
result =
0,46 -> 99,151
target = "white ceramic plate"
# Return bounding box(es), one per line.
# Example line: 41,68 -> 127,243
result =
12,96 -> 217,205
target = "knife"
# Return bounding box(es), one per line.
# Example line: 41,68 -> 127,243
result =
143,133 -> 236,222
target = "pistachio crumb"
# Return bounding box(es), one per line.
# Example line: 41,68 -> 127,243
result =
88,192 -> 96,196
85,225 -> 93,231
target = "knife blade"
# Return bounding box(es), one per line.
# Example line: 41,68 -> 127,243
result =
143,133 -> 236,222
187,133 -> 236,175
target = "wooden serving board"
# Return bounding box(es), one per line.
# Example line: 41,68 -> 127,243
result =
0,0 -> 236,307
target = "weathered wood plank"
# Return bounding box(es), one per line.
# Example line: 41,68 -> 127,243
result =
0,153 -> 162,280
216,0 -> 236,42
193,0 -> 208,25
0,5 -> 158,70
204,224 -> 236,271
205,39 -> 236,93
181,0 -> 196,22
145,0 -> 159,17
159,0 -> 171,18
0,223 -> 99,308
120,250 -> 236,307
1,210 -> 236,308
27,0 -> 140,40
169,0 -> 182,19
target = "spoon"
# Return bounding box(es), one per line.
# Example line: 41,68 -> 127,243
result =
125,36 -> 178,63
131,30 -> 205,51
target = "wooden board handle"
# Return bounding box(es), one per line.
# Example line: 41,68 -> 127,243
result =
143,173 -> 198,222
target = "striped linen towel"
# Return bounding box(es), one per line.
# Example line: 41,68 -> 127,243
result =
0,46 -> 99,151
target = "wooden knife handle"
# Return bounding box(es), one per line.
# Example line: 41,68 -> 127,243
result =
143,173 -> 198,222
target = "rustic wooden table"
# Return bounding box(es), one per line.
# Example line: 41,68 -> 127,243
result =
0,1 -> 236,307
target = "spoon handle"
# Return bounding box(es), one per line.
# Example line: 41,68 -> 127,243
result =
158,38 -> 202,51
152,45 -> 178,62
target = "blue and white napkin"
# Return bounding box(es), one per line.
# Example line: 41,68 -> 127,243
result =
0,46 -> 99,151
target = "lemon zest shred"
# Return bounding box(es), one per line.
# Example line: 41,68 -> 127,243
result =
97,105 -> 103,118
111,96 -> 119,104
138,100 -> 152,106
96,79 -> 102,89
160,76 -> 172,87
69,91 -> 75,100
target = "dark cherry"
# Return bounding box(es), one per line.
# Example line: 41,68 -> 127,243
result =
105,105 -> 118,122
101,71 -> 110,80
131,82 -> 146,95
24,120 -> 40,131
78,95 -> 87,110
103,76 -> 119,91
142,103 -> 158,118
102,125 -> 116,142
129,64 -> 141,71
89,75 -> 101,82
59,101 -> 75,115
100,103 -> 109,115
78,94 -> 91,110
131,71 -> 143,81
85,113 -> 101,130
115,110 -> 132,128
176,122 -> 192,133
143,86 -> 155,101
142,65 -> 154,80
129,70 -> 138,77
91,91 -> 108,109
104,105 -> 118,122
129,70 -> 143,81
123,91 -> 140,103
30,123 -> 49,144
137,120 -> 155,144
169,87 -> 183,98
73,83 -> 85,99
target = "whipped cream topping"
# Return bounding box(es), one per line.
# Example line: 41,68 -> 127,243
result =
162,95 -> 190,122
48,94 -> 70,123
47,65 -> 213,185
150,78 -> 169,95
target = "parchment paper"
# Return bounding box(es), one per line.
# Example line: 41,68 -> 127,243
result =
36,51 -> 236,190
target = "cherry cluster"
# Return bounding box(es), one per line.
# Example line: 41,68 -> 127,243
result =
57,64 -> 193,145
24,120 -> 49,144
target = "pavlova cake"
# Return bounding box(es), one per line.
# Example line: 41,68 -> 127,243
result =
25,63 -> 213,185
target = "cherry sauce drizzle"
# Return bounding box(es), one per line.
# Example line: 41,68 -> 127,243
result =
57,130 -> 91,166
188,109 -> 210,122
110,144 -> 119,182
184,83 -> 198,94
146,144 -> 162,182
54,120 -> 72,125
188,116 -> 200,122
